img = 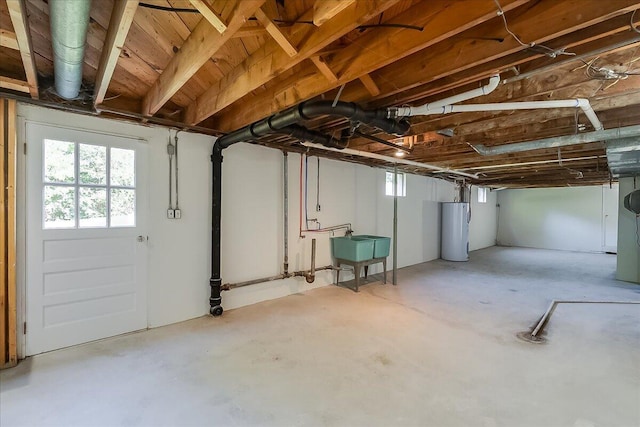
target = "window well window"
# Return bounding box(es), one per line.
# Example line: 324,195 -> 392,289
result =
43,139 -> 136,229
385,171 -> 406,197
478,187 -> 488,203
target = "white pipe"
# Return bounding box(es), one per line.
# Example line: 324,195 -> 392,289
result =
394,74 -> 500,117
459,155 -> 601,171
403,99 -> 603,131
300,142 -> 479,179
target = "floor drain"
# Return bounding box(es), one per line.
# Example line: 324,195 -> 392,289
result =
516,331 -> 547,344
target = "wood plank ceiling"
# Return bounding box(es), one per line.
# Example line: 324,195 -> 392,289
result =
1,0 -> 639,187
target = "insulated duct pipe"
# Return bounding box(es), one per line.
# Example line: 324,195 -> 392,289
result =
472,124 -> 640,156
300,141 -> 480,179
49,0 -> 92,100
208,101 -> 410,316
393,99 -> 603,132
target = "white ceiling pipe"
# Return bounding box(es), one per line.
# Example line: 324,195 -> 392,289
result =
393,75 -> 500,117
459,155 -> 601,171
472,124 -> 640,156
434,99 -> 603,131
300,141 -> 479,179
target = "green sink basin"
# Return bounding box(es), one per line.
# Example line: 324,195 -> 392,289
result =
331,236 -> 375,262
352,235 -> 391,258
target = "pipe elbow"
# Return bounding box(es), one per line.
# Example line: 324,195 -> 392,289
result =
483,74 -> 501,94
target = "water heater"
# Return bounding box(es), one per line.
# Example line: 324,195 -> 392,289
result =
441,202 -> 470,261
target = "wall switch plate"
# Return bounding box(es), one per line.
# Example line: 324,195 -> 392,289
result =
167,209 -> 175,219
174,209 -> 181,219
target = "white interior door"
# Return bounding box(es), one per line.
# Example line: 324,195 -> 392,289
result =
602,183 -> 618,253
26,123 -> 148,355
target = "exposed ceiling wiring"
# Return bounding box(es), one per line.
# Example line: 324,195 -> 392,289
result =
493,0 -> 575,58
632,9 -> 640,33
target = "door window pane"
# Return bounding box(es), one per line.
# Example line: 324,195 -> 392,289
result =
110,148 -> 135,187
79,144 -> 107,185
44,186 -> 75,228
44,139 -> 75,183
79,187 -> 107,227
110,189 -> 136,227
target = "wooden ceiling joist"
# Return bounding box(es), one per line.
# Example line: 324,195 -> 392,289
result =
141,0 -> 266,117
359,74 -> 380,96
310,56 -> 337,82
183,0 -> 401,126
93,0 -> 139,106
0,76 -> 29,93
0,29 -> 19,50
6,0 -> 38,99
254,7 -> 297,57
189,0 -> 228,34
313,0 -> 356,26
208,0 -> 530,131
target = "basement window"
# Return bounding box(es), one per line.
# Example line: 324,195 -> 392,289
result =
478,187 -> 488,203
385,171 -> 406,197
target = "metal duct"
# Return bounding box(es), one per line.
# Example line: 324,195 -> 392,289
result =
49,0 -> 92,99
471,124 -> 640,156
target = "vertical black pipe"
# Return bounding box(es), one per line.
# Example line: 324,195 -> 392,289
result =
209,144 -> 224,316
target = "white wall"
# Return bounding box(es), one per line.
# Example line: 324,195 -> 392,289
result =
616,177 -> 640,283
469,186 -> 498,251
497,185 -> 617,253
16,104 -> 498,333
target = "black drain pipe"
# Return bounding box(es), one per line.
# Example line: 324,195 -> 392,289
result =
208,101 -> 410,316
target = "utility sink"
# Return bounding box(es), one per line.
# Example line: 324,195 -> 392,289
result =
352,235 -> 391,258
330,236 -> 374,262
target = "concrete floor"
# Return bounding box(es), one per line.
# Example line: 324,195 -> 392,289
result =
2,247 -> 639,427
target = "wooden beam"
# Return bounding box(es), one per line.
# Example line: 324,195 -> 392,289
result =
94,0 -> 139,106
0,29 -> 19,50
189,0 -> 227,33
208,0 -> 529,130
141,0 -> 266,117
310,56 -> 337,82
6,0 -> 38,99
6,99 -> 16,368
0,76 -> 30,93
254,7 -> 297,57
313,0 -> 356,26
0,100 -> 5,369
183,0 -> 403,125
359,74 -> 380,96
0,98 -> 17,369
232,25 -> 268,39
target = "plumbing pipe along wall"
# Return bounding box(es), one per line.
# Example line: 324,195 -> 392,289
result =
208,101 -> 410,316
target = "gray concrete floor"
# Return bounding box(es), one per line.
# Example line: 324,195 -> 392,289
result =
2,247 -> 639,427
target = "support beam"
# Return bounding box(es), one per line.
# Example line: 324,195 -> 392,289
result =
310,56 -> 337,82
232,25 -> 268,39
313,0 -> 356,26
94,0 -> 139,106
184,0 -> 400,125
141,0 -> 265,117
359,74 -> 380,96
255,7 -> 297,57
0,29 -> 19,50
0,76 -> 30,93
6,0 -> 38,99
189,0 -> 227,34
208,0 -> 529,130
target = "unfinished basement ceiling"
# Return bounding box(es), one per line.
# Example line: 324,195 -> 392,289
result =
1,0 -> 639,187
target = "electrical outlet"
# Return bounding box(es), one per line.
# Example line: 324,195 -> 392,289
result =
167,209 -> 175,219
316,204 -> 321,212
174,209 -> 181,219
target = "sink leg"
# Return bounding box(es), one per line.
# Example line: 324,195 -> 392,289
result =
383,259 -> 387,284
364,265 -> 369,278
355,265 -> 360,292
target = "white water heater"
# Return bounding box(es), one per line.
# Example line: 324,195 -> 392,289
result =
441,202 -> 469,261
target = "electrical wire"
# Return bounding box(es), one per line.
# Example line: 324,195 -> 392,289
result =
139,3 -> 199,13
632,9 -> 640,34
493,0 -> 575,58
